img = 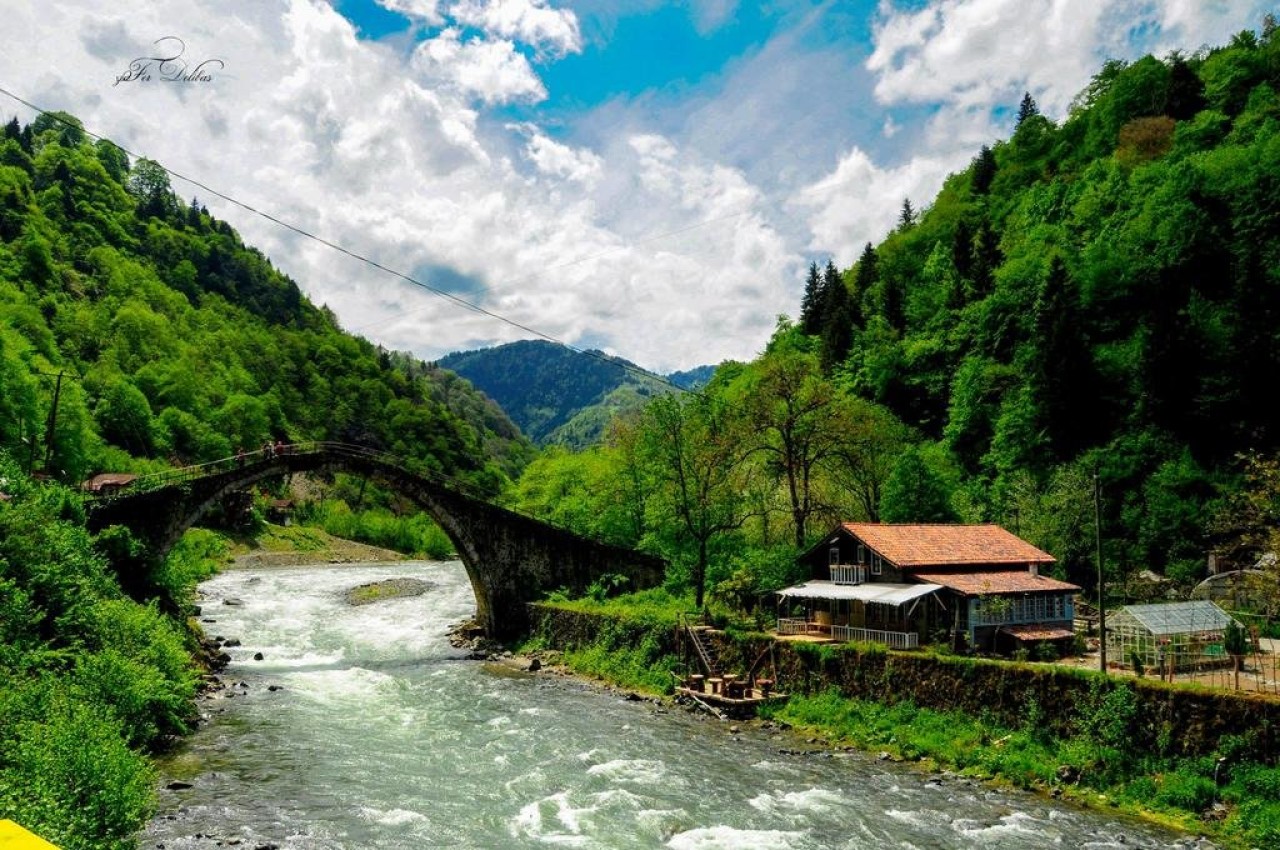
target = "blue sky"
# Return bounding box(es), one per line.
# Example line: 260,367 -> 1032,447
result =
0,0 -> 1272,370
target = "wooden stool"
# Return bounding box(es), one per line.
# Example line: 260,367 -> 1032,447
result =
707,677 -> 724,696
756,678 -> 773,697
688,674 -> 705,693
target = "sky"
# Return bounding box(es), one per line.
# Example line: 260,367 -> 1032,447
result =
0,0 -> 1270,372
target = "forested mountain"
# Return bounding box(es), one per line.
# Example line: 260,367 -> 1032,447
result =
0,111 -> 533,491
797,27 -> 1280,584
509,24 -> 1280,600
437,339 -> 698,447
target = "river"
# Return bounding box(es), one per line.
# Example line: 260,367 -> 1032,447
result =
141,561 -> 1212,849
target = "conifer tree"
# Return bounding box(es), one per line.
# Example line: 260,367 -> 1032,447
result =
1016,91 -> 1039,124
1165,54 -> 1206,120
1028,256 -> 1095,459
819,261 -> 854,370
898,197 -> 916,229
971,145 -> 997,195
799,261 -> 823,335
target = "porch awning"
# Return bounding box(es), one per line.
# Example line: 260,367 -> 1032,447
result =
776,581 -> 941,607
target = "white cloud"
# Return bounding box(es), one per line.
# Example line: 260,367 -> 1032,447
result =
449,0 -> 582,57
0,0 -> 1271,375
513,125 -> 604,184
410,28 -> 547,104
797,146 -> 964,259
798,0 -> 1271,261
376,0 -> 444,25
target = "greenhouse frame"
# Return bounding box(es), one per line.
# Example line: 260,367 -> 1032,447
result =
1106,600 -> 1242,673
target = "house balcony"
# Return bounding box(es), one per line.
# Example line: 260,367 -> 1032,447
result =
776,618 -> 919,649
830,564 -> 867,584
831,624 -> 919,649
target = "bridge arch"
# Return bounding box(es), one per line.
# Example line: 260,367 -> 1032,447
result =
85,443 -> 665,639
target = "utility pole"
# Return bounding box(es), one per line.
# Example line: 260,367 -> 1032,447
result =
1095,469 -> 1107,672
42,371 -> 64,473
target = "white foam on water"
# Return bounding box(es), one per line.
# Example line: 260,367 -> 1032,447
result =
586,758 -> 683,787
885,808 -> 955,830
512,791 -> 599,845
487,715 -> 513,727
954,810 -> 1055,844
357,806 -> 429,827
747,787 -> 847,817
576,748 -> 606,763
666,826 -> 808,850
281,666 -> 398,707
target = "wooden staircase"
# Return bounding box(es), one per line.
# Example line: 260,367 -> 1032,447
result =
686,624 -> 723,677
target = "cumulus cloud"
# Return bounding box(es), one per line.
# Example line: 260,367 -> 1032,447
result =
376,0 -> 444,25
449,0 -> 582,57
800,0 -> 1271,260
512,125 -> 604,184
1,0 -> 1270,373
797,146 -> 964,259
410,28 -> 547,104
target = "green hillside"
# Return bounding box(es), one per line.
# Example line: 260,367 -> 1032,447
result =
797,30 -> 1280,584
0,112 -> 532,490
437,339 -> 686,447
510,25 -> 1280,602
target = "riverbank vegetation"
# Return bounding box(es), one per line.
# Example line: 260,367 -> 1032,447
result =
769,690 -> 1280,847
0,456 -> 223,849
527,601 -> 1280,847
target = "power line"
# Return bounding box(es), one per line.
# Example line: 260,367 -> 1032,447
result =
0,85 -> 706,395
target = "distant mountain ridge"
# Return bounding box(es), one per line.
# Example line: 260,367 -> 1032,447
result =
436,340 -> 713,447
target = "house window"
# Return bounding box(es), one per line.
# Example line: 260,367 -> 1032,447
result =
829,546 -> 840,566
857,544 -> 866,565
871,554 -> 882,575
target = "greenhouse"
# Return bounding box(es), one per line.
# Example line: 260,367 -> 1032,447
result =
1106,600 -> 1241,673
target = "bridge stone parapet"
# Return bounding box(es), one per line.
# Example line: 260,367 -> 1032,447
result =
85,443 -> 665,639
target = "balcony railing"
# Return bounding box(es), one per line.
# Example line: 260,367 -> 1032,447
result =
831,625 -> 919,649
830,564 -> 866,585
777,618 -> 829,636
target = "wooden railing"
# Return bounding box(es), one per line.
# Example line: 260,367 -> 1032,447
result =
777,618 -> 828,636
831,625 -> 919,649
830,564 -> 866,585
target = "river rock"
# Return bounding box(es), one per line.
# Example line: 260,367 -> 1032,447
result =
527,657 -> 542,672
1056,764 -> 1080,784
223,598 -> 244,607
165,781 -> 193,790
253,652 -> 265,661
224,638 -> 241,647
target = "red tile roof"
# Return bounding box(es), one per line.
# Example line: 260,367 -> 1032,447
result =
1000,624 -> 1077,641
843,523 -> 1056,568
913,570 -> 1080,596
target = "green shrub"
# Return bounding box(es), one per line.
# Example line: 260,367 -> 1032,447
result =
1153,769 -> 1217,812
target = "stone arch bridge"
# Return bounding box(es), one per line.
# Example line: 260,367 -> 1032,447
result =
85,442 -> 665,639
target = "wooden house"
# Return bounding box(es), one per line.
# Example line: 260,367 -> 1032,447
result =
777,523 -> 1080,653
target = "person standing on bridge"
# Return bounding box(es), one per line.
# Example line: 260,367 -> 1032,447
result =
236,446 -> 246,467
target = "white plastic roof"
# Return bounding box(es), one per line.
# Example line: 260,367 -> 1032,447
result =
776,581 -> 941,606
1113,601 -> 1238,636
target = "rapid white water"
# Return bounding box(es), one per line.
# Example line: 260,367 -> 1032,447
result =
142,561 -> 1213,849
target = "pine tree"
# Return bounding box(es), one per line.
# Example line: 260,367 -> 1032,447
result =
1165,54 -> 1205,121
967,217 -> 1001,299
971,145 -> 997,195
898,197 -> 916,229
1016,91 -> 1039,125
3,117 -> 19,141
1028,256 -> 1095,459
799,261 -> 823,335
852,242 -> 878,325
819,261 -> 854,370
